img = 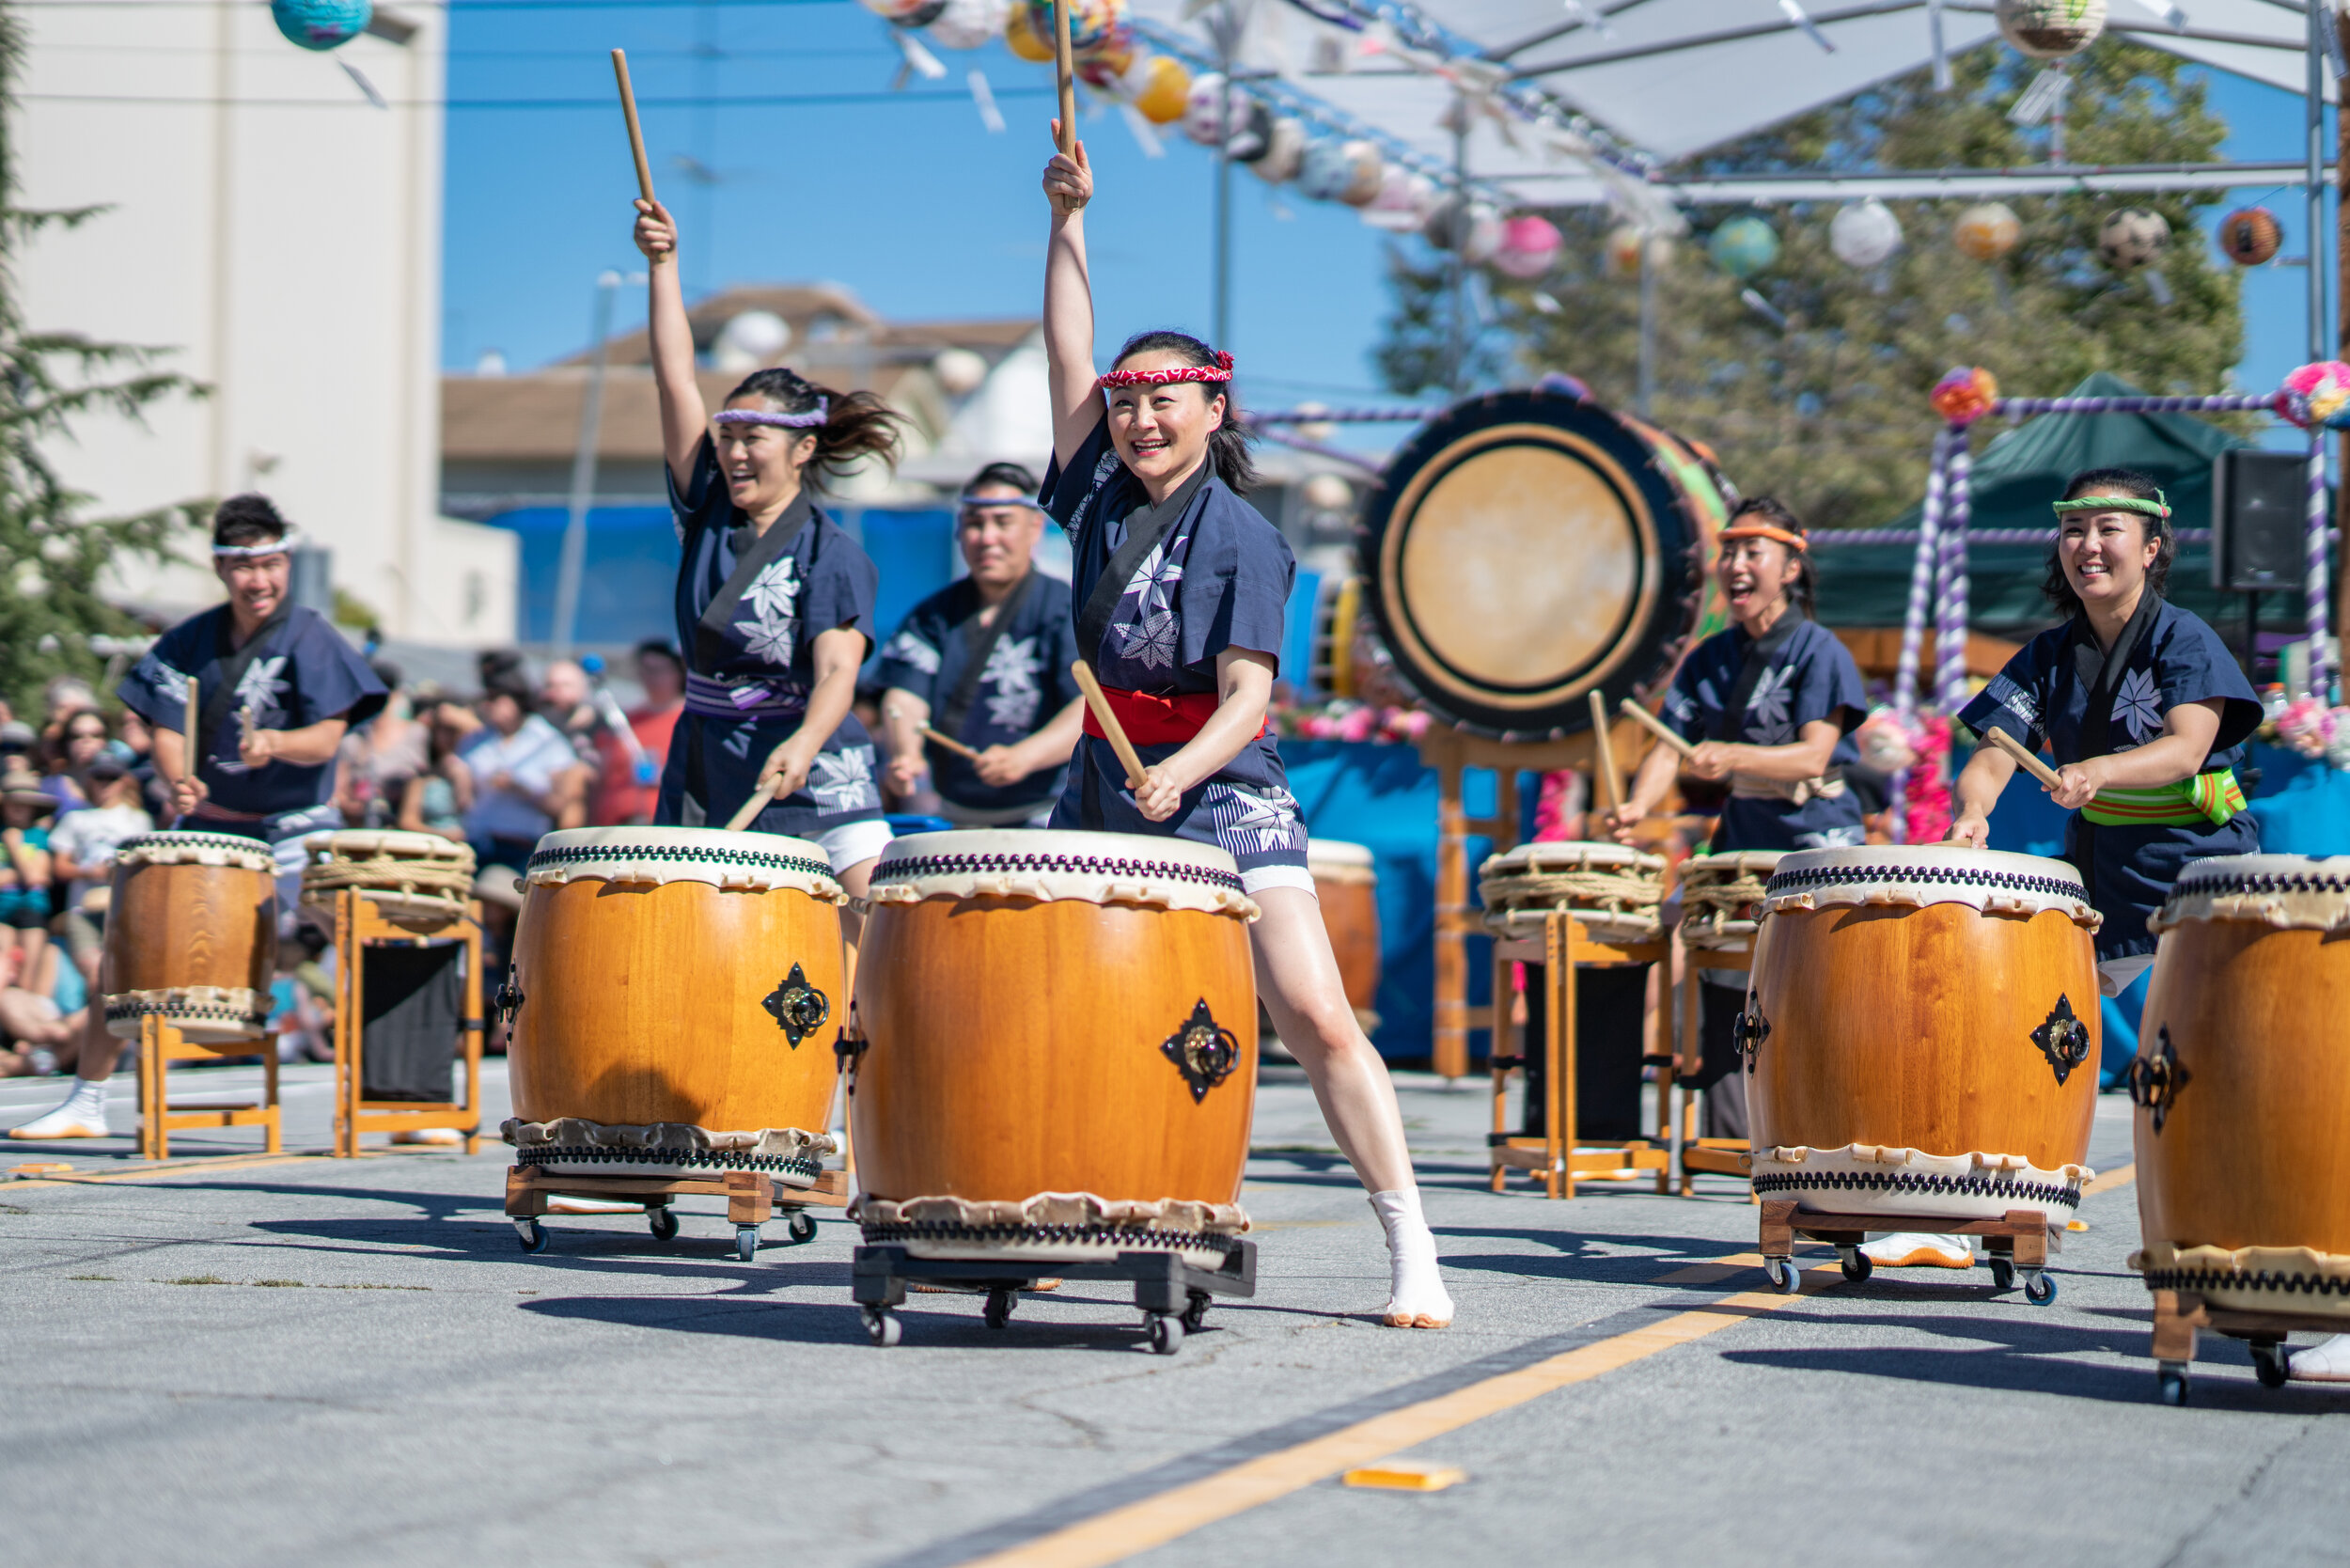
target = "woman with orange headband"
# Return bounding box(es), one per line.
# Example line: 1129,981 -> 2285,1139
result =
1609,495 -> 1870,1142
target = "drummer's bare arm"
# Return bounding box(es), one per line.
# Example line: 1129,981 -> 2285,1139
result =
238,715 -> 349,770
1136,650 -> 1274,822
1042,124 -> 1097,468
1948,745 -> 2017,847
1609,737 -> 1682,842
2045,698 -> 2225,810
634,197 -> 708,488
759,625 -> 866,798
976,696 -> 1085,787
880,690 -> 931,796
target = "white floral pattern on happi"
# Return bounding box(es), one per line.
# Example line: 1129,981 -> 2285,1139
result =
980,635 -> 1043,730
1745,664 -> 1796,745
736,557 -> 803,665
2112,668 -> 2163,746
1115,537 -> 1187,672
809,745 -> 879,814
883,629 -> 941,677
1206,785 -> 1306,856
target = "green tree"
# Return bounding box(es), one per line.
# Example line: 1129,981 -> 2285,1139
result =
1377,43 -> 2247,532
0,7 -> 206,718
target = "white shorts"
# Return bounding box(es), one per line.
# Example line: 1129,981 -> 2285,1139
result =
817,818 -> 897,877
2097,954 -> 2155,998
1240,866 -> 1317,898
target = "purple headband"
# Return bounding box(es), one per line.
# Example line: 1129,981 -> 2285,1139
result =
713,401 -> 828,430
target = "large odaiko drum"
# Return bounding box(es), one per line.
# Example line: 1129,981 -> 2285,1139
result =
102,831 -> 278,1048
2129,856 -> 2350,1318
1745,846 -> 2101,1223
500,827 -> 847,1184
851,830 -> 1259,1265
1479,840 -> 1667,953
1357,386 -> 1731,740
1308,838 -> 1380,1021
1677,850 -> 1784,952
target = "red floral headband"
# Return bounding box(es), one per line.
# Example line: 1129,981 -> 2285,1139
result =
1099,351 -> 1234,391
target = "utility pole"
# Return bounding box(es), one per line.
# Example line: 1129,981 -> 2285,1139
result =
1212,9 -> 1233,351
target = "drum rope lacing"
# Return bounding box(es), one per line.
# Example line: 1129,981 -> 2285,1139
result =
1751,1169 -> 2083,1209
1765,865 -> 2088,898
875,851 -> 1244,893
526,842 -> 836,881
514,1145 -> 823,1177
856,1219 -> 1246,1257
1681,868 -> 1772,939
2138,1264 -> 2350,1299
302,856 -> 476,901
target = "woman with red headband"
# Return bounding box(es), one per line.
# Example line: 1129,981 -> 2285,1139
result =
1042,127 -> 1450,1327
1610,495 -> 1869,1143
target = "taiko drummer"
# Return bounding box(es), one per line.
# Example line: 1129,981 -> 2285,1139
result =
1042,124 -> 1449,1326
631,197 -> 906,902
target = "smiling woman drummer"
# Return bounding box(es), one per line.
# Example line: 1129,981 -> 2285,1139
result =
1041,124 -> 1450,1328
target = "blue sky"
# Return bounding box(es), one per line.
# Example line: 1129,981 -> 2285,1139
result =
442,10 -> 2334,418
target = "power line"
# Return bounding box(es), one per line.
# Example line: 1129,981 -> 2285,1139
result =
24,84 -> 1049,108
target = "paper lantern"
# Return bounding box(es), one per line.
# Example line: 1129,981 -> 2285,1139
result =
2282,361 -> 2350,430
1604,225 -> 1645,278
1074,29 -> 1136,90
1131,53 -> 1190,125
1493,214 -> 1563,279
2217,207 -> 2281,267
1423,196 -> 1502,263
1003,0 -> 1057,60
1298,138 -> 1383,206
1829,198 -> 1903,268
272,0 -> 370,51
1364,166 -> 1436,230
2098,208 -> 2170,271
713,310 -> 792,372
1222,101 -> 1276,163
1248,118 -> 1308,183
1024,0 -> 1123,55
1952,202 -> 2021,261
924,0 -> 1007,49
1183,72 -> 1231,146
1996,0 -> 2105,57
1708,215 -> 1778,280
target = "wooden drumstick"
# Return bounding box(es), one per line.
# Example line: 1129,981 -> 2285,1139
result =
1588,689 -> 1623,812
1982,725 -> 2064,791
882,702 -> 982,762
611,50 -> 658,205
180,670 -> 200,782
1618,698 -> 1698,760
238,704 -> 256,757
1070,660 -> 1149,791
1050,0 -> 1077,158
724,779 -> 779,833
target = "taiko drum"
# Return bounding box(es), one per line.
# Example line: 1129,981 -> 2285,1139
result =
1308,838 -> 1381,1019
504,827 -> 846,1175
1745,846 -> 2101,1223
2130,855 -> 2350,1317
102,831 -> 279,1048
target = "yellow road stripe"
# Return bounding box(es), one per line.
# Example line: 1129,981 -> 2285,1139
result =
2082,1163 -> 2135,1197
958,1269 -> 1834,1568
9,1151 -> 324,1188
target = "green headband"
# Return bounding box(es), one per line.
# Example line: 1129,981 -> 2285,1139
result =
2052,490 -> 2170,521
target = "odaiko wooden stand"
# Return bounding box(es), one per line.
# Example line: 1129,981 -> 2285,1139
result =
1486,908 -> 1675,1200
326,889 -> 486,1157
2148,1290 -> 2349,1404
1676,945 -> 1755,1193
136,1015 -> 282,1161
507,1165 -> 850,1262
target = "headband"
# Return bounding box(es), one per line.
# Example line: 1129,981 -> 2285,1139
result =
713,401 -> 828,430
956,494 -> 1046,513
2052,491 -> 2170,521
1718,522 -> 1808,553
212,528 -> 302,559
1099,351 -> 1234,391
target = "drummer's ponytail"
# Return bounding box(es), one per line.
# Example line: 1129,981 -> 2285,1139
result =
1110,330 -> 1259,496
725,368 -> 908,491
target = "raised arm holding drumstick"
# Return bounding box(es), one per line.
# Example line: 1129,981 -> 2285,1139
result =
1033,103 -> 1453,1328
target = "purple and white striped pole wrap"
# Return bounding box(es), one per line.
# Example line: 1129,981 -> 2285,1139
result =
2306,428 -> 2334,700
1937,435 -> 1974,711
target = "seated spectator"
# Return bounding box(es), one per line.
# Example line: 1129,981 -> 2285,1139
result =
588,641 -> 684,826
398,702 -> 477,842
47,755 -> 153,990
0,767 -> 55,977
42,708 -> 111,815
457,669 -> 585,871
0,940 -> 86,1078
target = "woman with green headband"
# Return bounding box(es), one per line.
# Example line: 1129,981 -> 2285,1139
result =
1950,465 -> 2262,999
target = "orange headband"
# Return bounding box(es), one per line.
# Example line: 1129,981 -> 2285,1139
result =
1718,523 -> 1809,553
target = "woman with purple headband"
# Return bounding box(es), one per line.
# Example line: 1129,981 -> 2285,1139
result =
632,197 -> 907,905
1042,123 -> 1451,1327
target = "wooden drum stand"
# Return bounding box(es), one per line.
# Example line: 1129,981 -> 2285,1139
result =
2147,1291 -> 2347,1404
508,1164 -> 850,1262
1675,944 -> 1755,1193
325,888 -> 486,1157
136,1015 -> 282,1161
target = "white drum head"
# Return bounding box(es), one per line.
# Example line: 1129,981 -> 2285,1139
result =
2154,855 -> 2350,933
1763,844 -> 2095,925
306,829 -> 475,866
870,830 -> 1256,919
115,832 -> 274,873
526,826 -> 843,899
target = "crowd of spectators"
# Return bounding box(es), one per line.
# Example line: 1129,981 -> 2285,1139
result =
0,642 -> 690,1078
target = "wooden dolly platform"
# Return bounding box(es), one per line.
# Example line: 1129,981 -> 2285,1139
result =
1759,1200 -> 2060,1302
324,888 -> 486,1157
135,1014 -> 281,1161
1487,908 -> 1674,1200
2148,1290 -> 2350,1404
507,1164 -> 849,1262
1675,943 -> 1754,1192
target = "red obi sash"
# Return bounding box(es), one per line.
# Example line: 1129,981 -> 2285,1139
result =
1082,684 -> 1266,746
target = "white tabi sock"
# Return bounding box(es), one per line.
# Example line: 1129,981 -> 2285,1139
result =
8,1076 -> 111,1139
2288,1334 -> 2350,1382
1370,1186 -> 1453,1328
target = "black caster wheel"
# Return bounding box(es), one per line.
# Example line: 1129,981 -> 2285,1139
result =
984,1289 -> 1015,1330
2253,1342 -> 2290,1389
1146,1312 -> 1184,1356
648,1206 -> 680,1242
1840,1248 -> 1872,1283
863,1307 -> 902,1348
2023,1271 -> 2058,1306
1181,1291 -> 1211,1333
1989,1257 -> 2016,1291
734,1225 -> 760,1262
786,1212 -> 817,1245
2156,1364 -> 2190,1405
1764,1256 -> 1799,1293
513,1219 -> 549,1255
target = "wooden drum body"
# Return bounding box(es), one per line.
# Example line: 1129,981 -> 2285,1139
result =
502,827 -> 847,1183
2131,856 -> 2350,1317
1308,839 -> 1381,1017
1480,840 -> 1665,957
851,830 -> 1259,1265
102,832 -> 278,1048
1679,851 -> 1784,953
1746,847 -> 2101,1223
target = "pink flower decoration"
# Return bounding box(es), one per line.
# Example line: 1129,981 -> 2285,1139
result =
1929,367 -> 1998,427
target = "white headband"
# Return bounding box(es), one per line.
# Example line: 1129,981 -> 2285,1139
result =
212,528 -> 301,559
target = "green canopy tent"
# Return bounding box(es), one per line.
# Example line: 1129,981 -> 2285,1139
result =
1812,372 -> 2289,637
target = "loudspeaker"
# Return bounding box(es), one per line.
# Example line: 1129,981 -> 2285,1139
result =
2211,449 -> 2309,592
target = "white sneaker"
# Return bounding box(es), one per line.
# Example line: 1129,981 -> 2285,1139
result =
2287,1334 -> 2350,1383
1860,1231 -> 1974,1269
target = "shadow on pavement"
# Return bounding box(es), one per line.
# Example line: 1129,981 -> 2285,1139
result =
519,1292 -> 1250,1354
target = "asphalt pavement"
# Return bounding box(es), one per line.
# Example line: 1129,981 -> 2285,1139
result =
1,1059 -> 2342,1568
